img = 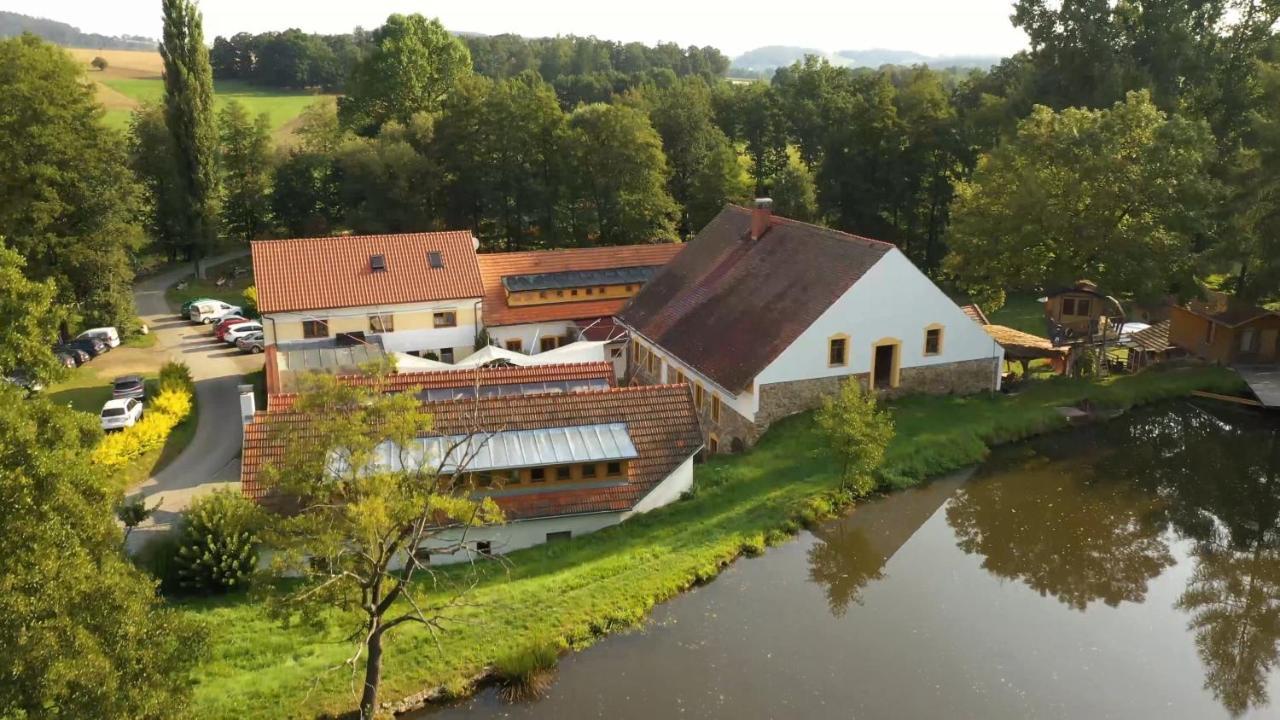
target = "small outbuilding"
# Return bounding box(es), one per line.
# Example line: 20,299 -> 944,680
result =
1168,292 -> 1280,365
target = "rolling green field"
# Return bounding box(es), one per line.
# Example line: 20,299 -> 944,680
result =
99,78 -> 331,137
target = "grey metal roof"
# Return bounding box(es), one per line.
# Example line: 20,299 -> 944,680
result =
278,341 -> 387,391
501,265 -> 660,292
364,422 -> 639,475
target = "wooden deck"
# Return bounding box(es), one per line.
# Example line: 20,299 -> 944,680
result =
1236,365 -> 1280,408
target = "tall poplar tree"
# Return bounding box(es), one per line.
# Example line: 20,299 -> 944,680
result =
160,0 -> 220,261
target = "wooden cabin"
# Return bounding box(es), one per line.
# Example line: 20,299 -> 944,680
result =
1168,292 -> 1280,364
1044,281 -> 1110,340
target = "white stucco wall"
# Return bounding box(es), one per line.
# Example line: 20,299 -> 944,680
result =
625,455 -> 696,516
419,511 -> 625,565
753,248 -> 1004,411
486,321 -> 580,354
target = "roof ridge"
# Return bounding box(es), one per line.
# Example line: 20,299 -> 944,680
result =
251,230 -> 474,245
724,203 -> 896,249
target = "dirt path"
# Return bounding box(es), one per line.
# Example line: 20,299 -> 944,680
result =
127,252 -> 260,550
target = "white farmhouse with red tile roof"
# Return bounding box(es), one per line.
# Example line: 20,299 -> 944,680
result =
252,232 -> 485,363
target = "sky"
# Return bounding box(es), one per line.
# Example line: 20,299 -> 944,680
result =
16,0 -> 1029,58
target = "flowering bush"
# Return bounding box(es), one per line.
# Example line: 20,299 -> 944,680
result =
92,361 -> 196,469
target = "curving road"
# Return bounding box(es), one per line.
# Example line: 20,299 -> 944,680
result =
127,252 -> 261,550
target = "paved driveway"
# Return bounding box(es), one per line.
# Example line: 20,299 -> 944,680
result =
127,252 -> 261,549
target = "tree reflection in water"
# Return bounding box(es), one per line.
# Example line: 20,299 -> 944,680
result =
1129,405 -> 1280,718
807,523 -> 886,616
938,403 -> 1280,718
945,450 -> 1173,611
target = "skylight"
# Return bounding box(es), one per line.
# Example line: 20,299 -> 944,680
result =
370,254 -> 387,272
428,251 -> 444,269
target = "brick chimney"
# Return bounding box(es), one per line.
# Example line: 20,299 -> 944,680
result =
750,197 -> 773,240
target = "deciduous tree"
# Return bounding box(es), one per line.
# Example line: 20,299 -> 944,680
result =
945,91 -> 1218,310
259,368 -> 502,719
0,388 -> 206,718
338,13 -> 471,134
0,35 -> 142,330
564,103 -> 679,245
218,100 -> 274,242
0,241 -> 67,384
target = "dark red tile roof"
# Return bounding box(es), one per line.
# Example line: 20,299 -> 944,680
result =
619,205 -> 894,392
265,361 -> 616,411
1182,292 -> 1277,328
241,384 -> 702,520
478,245 -> 684,327
252,232 -> 485,314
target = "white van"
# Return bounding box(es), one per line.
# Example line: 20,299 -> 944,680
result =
77,327 -> 121,348
190,301 -> 243,324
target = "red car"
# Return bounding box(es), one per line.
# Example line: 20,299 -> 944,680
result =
213,316 -> 251,341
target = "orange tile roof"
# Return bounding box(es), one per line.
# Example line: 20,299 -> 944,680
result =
241,384 -> 703,520
477,244 -> 684,327
265,362 -> 616,411
252,232 -> 485,314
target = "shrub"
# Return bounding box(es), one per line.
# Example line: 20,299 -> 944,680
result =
174,490 -> 262,595
241,285 -> 258,316
132,530 -> 183,594
814,378 -> 895,496
159,360 -> 195,393
493,640 -> 559,702
91,56 -> 108,71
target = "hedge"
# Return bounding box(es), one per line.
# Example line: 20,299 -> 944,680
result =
92,362 -> 196,469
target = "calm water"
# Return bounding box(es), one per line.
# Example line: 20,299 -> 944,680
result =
420,403 -> 1280,719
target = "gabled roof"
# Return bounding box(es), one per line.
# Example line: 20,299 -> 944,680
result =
252,232 -> 485,314
1181,292 -> 1277,328
960,304 -> 990,325
478,244 -> 684,327
241,384 -> 703,520
618,205 -> 894,393
266,361 -> 616,411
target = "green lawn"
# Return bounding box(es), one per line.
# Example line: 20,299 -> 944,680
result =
176,364 -> 1245,719
99,78 -> 333,135
166,258 -> 255,315
988,293 -> 1047,337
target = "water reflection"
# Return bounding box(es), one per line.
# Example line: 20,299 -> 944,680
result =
1132,406 -> 1280,717
938,403 -> 1280,717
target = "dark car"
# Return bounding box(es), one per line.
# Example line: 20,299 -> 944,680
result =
66,336 -> 107,359
57,346 -> 90,365
111,375 -> 146,401
55,352 -> 77,368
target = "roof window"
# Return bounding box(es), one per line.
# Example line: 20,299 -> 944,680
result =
428,251 -> 444,269
370,254 -> 387,272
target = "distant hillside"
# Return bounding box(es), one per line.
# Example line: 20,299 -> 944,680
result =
0,11 -> 156,51
836,49 -> 1002,70
731,45 -> 1003,76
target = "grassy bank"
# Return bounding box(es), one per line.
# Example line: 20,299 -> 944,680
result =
165,258 -> 254,312
178,365 -> 1244,718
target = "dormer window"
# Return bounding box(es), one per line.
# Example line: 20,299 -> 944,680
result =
428,251 -> 444,269
370,254 -> 387,272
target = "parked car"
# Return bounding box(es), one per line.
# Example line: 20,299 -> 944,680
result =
224,322 -> 264,344
191,300 -> 243,325
111,374 -> 146,401
100,397 -> 143,432
57,346 -> 90,366
213,316 -> 252,341
180,297 -> 216,320
55,352 -> 77,368
65,336 -> 108,359
76,326 -> 120,348
235,332 -> 265,354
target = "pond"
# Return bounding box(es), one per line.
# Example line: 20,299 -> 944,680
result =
419,402 -> 1280,719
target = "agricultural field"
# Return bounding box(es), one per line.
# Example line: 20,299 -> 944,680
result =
68,48 -> 334,143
